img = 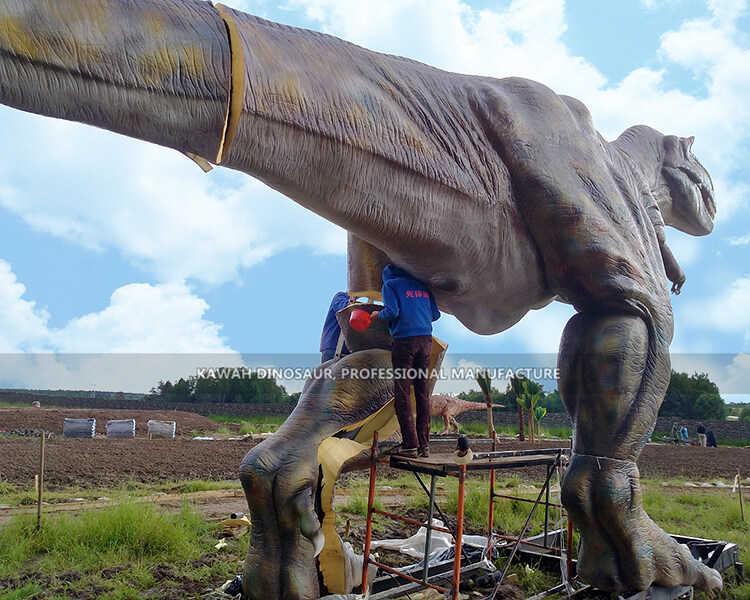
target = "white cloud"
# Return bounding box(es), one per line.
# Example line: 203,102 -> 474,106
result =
694,277 -> 750,333
0,260 -> 238,389
50,282 -> 231,353
0,111 -> 346,286
729,233 -> 750,245
0,260 -> 50,352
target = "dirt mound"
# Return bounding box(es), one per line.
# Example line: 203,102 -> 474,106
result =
0,408 -> 216,437
0,438 -> 255,489
0,435 -> 748,491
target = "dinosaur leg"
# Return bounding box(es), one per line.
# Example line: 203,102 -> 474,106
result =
449,415 -> 459,434
441,415 -> 450,435
239,350 -> 394,600
558,313 -> 721,593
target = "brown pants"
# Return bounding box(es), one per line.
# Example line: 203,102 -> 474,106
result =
392,335 -> 432,451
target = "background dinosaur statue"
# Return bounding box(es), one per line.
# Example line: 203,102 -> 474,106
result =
430,394 -> 504,434
0,1 -> 721,598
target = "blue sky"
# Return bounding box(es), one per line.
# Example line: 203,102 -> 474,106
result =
0,0 -> 748,396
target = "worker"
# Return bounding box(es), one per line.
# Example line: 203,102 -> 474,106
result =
371,264 -> 441,458
671,422 -> 680,445
697,422 -> 707,447
706,429 -> 718,448
320,291 -> 351,363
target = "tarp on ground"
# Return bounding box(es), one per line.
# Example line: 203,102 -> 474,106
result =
106,419 -> 136,438
148,419 -> 176,438
63,418 -> 96,438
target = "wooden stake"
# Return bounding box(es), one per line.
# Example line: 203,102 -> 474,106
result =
34,474 -> 38,494
36,432 -> 45,531
738,470 -> 745,522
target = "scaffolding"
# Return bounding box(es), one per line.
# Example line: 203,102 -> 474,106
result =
361,432 -> 573,599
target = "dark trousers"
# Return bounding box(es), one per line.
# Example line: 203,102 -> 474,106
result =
392,335 -> 432,451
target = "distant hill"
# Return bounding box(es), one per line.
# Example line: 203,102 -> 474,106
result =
0,388 -> 146,400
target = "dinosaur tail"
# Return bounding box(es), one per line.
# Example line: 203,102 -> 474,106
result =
452,400 -> 504,414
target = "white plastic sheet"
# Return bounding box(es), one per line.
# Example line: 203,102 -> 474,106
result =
370,519 -> 488,559
106,419 -> 136,438
147,419 -> 176,438
63,418 -> 96,438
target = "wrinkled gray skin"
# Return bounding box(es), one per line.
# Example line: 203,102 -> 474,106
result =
0,1 -> 720,597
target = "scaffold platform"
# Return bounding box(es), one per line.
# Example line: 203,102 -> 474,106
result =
361,432 -> 573,599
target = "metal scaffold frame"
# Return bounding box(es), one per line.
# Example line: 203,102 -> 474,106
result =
360,431 -> 573,599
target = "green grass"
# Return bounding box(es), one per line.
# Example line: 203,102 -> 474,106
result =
0,502 -> 207,577
0,479 -> 240,506
0,583 -> 43,600
208,414 -> 287,425
640,487 -> 748,599
340,493 -> 384,516
0,400 -> 30,408
429,418 -> 572,440
0,501 -> 241,599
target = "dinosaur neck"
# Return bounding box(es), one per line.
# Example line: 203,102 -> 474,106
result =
612,125 -> 665,191
0,0 -> 232,163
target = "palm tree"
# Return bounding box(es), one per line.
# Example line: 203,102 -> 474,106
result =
510,375 -> 526,442
476,369 -> 494,438
534,405 -> 547,438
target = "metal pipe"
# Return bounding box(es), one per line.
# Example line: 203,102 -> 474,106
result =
491,533 -> 562,553
371,508 -> 452,534
367,560 -> 448,593
544,462 -> 551,546
490,492 -> 564,509
489,455 -> 560,600
361,431 -> 379,593
423,475 -> 437,583
413,472 -> 452,528
452,464 -> 467,599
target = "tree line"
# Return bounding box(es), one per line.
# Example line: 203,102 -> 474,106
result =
150,374 -> 295,404
149,369 -> 727,420
457,370 -> 726,421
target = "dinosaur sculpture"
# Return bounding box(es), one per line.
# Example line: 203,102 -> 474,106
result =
430,394 -> 504,434
0,1 -> 721,598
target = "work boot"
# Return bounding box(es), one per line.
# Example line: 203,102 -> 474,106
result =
397,447 -> 418,458
418,446 -> 430,458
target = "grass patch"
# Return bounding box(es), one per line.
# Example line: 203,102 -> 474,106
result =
162,480 -> 240,494
0,502 -> 208,577
0,583 -> 43,600
0,400 -> 29,408
208,414 -> 287,425
0,479 -> 240,507
341,493 -> 384,517
0,500 -> 242,599
429,418 -> 572,439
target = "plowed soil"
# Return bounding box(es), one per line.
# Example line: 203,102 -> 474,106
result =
0,407 -> 217,437
1,436 -> 748,490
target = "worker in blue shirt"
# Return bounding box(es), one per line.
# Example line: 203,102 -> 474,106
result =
320,291 -> 351,362
372,265 -> 440,458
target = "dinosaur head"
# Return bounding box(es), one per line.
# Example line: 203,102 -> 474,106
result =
659,134 -> 716,236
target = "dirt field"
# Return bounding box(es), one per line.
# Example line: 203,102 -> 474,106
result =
0,407 -> 217,437
1,436 -> 748,490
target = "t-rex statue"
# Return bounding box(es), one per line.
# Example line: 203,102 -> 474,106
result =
430,394 -> 504,434
0,1 -> 721,598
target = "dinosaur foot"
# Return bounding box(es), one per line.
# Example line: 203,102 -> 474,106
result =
562,454 -> 722,594
240,434 -> 323,600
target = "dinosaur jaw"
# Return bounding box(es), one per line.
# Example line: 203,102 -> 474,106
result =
662,165 -> 715,236
0,0 -> 231,162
